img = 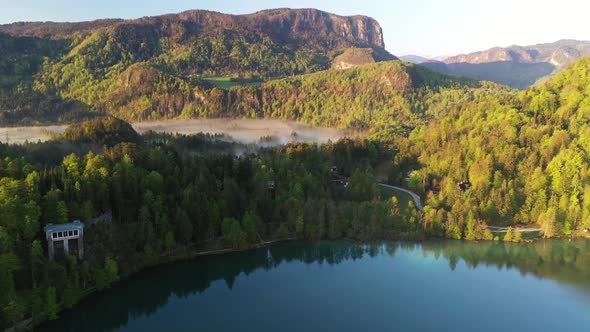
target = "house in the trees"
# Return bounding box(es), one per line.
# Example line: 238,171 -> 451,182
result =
432,184 -> 441,196
458,181 -> 472,192
267,180 -> 276,190
44,221 -> 84,260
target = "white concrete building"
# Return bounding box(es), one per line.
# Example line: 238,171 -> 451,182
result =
44,221 -> 84,260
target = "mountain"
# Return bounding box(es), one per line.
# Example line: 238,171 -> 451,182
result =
218,61 -> 485,131
0,8 -> 398,125
444,40 -> 590,67
0,9 -> 388,49
0,8 -> 393,79
399,55 -> 431,64
421,59 -> 556,89
421,39 -> 590,89
97,59 -> 503,139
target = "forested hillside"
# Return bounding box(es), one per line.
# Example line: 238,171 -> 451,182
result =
90,60 -> 507,138
2,25 -> 590,244
0,53 -> 501,128
0,8 -> 396,125
0,117 -> 422,328
405,56 -> 590,238
134,61 -> 497,132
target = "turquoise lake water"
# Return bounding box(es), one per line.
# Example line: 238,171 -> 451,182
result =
38,240 -> 590,331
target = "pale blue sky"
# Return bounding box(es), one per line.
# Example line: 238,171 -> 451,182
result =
1,0 -> 588,57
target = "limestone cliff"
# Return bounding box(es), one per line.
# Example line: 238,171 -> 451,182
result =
0,8 -> 389,52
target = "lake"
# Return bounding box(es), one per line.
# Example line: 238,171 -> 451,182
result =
38,240 -> 590,332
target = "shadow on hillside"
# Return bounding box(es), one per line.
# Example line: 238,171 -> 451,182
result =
421,61 -> 556,89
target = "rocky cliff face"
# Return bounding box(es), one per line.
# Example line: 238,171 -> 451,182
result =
0,8 -> 387,50
169,9 -> 386,50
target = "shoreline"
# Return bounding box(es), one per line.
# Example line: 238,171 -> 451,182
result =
6,237 -> 296,332
9,235 -> 590,331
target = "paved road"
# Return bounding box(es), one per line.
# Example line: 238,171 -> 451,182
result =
378,183 -> 423,211
377,184 -> 546,234
487,226 -> 542,233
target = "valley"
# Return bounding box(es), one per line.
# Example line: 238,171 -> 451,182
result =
0,119 -> 353,145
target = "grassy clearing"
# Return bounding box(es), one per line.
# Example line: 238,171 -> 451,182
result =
203,77 -> 262,89
380,185 -> 412,209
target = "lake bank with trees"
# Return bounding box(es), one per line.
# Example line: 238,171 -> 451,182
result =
3,112 -> 590,330
36,240 -> 590,332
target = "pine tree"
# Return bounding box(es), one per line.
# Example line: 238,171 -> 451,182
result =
46,287 -> 58,320
243,211 -> 259,244
104,257 -> 119,286
56,201 -> 68,224
223,218 -> 247,249
295,216 -> 305,238
504,227 -> 513,242
164,231 -> 175,251
465,216 -> 476,241
513,230 -> 523,243
539,208 -> 558,238
30,289 -> 44,321
30,240 -> 45,289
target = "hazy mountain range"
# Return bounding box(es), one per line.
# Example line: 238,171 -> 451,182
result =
399,55 -> 431,64
409,39 -> 590,89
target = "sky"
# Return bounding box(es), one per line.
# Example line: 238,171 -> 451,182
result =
1,0 -> 589,57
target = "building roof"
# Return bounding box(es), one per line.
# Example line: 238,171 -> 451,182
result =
44,221 -> 84,233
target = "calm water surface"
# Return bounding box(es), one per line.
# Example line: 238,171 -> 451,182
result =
39,240 -> 590,331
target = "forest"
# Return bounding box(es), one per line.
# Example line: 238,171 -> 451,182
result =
2,54 -> 590,329
0,117 -> 420,328
405,57 -> 590,239
0,9 -> 393,125
2,8 -> 590,327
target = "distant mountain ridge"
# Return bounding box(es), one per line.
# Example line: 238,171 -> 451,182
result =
444,39 -> 590,67
0,8 -> 395,79
399,55 -> 431,64
420,39 -> 590,89
0,8 -> 387,50
0,8 -> 398,125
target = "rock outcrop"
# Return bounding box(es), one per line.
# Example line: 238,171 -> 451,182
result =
444,39 -> 590,69
0,8 -> 388,51
332,48 -> 396,70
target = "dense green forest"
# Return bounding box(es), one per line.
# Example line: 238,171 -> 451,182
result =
2,8 -> 590,327
0,9 -> 395,125
0,117 -> 422,328
0,48 -> 494,126
2,58 -> 590,331
155,54 -> 590,243
404,57 -> 590,239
